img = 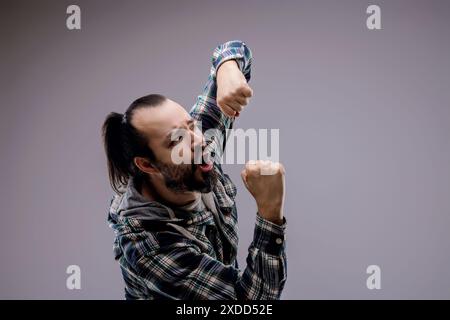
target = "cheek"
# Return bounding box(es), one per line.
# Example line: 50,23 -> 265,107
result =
149,144 -> 172,165
175,142 -> 195,163
157,143 -> 193,165
163,148 -> 178,165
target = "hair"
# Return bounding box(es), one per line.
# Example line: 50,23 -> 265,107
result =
102,94 -> 167,194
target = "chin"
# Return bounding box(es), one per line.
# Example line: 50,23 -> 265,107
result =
193,166 -> 217,193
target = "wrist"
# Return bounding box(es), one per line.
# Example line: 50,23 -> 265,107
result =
257,205 -> 283,225
217,59 -> 239,76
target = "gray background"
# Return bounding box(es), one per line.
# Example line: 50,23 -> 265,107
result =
1,0 -> 449,299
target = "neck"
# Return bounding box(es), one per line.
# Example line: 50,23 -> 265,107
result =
140,175 -> 198,207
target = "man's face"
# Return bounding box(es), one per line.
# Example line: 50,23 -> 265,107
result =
132,99 -> 217,193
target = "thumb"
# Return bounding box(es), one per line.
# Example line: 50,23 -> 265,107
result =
241,169 -> 250,190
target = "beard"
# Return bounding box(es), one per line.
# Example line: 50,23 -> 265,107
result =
153,161 -> 218,193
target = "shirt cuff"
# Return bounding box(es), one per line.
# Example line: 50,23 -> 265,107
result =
252,213 -> 287,255
213,55 -> 245,80
211,41 -> 248,78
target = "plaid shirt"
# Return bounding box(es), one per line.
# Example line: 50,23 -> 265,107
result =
107,40 -> 287,300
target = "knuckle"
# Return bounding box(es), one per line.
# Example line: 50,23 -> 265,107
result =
238,82 -> 247,89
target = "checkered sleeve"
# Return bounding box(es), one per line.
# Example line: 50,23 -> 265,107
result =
128,215 -> 286,300
189,40 -> 253,161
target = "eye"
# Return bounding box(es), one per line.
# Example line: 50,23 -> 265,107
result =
169,134 -> 183,148
188,120 -> 196,130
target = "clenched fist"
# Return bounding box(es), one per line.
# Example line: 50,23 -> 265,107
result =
216,60 -> 253,117
241,160 -> 286,225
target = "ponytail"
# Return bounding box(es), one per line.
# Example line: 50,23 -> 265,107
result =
102,112 -> 129,194
101,94 -> 166,194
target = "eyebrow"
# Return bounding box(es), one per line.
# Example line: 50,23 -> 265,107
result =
164,119 -> 195,145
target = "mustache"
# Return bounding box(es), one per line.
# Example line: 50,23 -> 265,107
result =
155,155 -> 218,193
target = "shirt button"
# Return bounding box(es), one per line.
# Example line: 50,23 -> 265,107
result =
275,238 -> 283,245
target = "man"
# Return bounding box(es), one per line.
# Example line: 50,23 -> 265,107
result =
102,40 -> 287,299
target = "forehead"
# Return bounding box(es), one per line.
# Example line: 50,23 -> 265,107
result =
131,99 -> 190,141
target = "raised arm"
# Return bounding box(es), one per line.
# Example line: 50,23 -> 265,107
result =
190,40 -> 253,160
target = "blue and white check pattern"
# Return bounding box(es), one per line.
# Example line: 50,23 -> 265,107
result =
108,40 -> 287,300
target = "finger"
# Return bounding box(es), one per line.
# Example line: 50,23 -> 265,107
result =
279,163 -> 286,175
258,160 -> 271,175
240,169 -> 249,188
241,170 -> 252,191
239,85 -> 253,98
245,160 -> 258,171
246,160 -> 257,168
219,103 -> 236,117
234,96 -> 248,106
227,100 -> 243,112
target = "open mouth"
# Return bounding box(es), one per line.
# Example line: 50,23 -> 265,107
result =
198,140 -> 215,173
198,161 -> 213,172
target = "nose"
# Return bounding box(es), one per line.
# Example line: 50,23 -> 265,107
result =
191,126 -> 205,150
190,126 -> 205,165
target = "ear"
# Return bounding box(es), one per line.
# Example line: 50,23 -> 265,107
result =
134,157 -> 159,175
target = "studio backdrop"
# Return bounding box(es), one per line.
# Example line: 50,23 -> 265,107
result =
1,0 -> 450,299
